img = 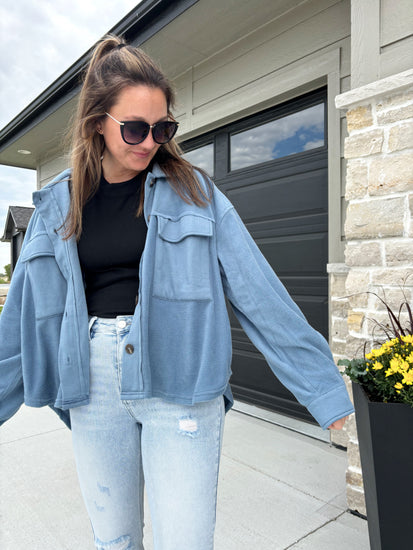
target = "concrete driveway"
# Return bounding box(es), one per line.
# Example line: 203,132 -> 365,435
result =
0,404 -> 369,549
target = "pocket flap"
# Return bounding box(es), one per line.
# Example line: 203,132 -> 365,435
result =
20,232 -> 55,262
157,215 -> 213,243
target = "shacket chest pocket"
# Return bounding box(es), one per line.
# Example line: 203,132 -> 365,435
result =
152,214 -> 214,301
20,232 -> 67,319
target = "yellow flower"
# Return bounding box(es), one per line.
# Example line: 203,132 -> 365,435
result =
385,338 -> 399,349
394,382 -> 403,390
402,371 -> 413,386
389,357 -> 402,374
372,361 -> 384,370
401,334 -> 413,344
366,346 -> 386,360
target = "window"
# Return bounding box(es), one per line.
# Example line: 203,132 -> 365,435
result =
182,143 -> 214,177
230,103 -> 325,171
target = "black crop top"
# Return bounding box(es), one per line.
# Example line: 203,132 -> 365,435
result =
77,173 -> 147,318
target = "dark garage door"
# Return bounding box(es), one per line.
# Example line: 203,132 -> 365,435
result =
183,89 -> 328,424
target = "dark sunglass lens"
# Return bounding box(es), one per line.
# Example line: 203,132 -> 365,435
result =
123,121 -> 149,144
153,122 -> 177,144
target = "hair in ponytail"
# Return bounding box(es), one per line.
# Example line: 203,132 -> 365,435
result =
65,35 -> 211,240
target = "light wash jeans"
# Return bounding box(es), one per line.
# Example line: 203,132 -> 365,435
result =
70,316 -> 225,550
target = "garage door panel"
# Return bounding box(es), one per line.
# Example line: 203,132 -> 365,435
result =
232,352 -> 283,394
258,232 -> 327,274
230,293 -> 327,349
231,383 -> 315,422
247,212 -> 327,239
291,295 -> 327,336
231,352 -> 315,422
220,150 -> 327,189
229,320 -> 252,346
282,276 -> 327,296
226,169 -> 327,223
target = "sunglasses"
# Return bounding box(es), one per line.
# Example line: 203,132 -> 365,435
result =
105,112 -> 179,145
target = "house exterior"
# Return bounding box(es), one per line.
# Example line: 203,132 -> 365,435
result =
0,0 -> 412,514
1,206 -> 35,274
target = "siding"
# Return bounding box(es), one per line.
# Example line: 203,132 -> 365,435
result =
192,1 -> 349,111
38,155 -> 69,189
172,0 -> 350,133
352,0 -> 413,88
381,0 -> 413,46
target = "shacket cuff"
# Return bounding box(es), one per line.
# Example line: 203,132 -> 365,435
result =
306,385 -> 355,430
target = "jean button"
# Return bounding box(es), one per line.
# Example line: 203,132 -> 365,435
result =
118,320 -> 127,329
125,344 -> 134,354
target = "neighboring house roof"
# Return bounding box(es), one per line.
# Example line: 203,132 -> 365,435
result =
1,206 -> 35,242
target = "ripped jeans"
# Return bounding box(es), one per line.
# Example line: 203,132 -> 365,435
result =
70,316 -> 225,550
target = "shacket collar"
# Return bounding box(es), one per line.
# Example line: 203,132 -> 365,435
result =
143,163 -> 167,225
31,166 -> 166,277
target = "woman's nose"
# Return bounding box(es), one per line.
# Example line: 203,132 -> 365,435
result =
140,130 -> 157,149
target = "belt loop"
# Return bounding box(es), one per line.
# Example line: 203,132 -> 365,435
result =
88,316 -> 98,341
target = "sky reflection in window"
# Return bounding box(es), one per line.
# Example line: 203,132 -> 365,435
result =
183,143 -> 214,177
230,103 -> 325,171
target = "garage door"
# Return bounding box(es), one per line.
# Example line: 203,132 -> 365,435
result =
183,88 -> 328,423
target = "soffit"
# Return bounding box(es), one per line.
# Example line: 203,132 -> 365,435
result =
0,95 -> 78,170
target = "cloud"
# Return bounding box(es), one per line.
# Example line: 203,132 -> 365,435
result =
183,144 -> 215,176
303,139 -> 324,151
231,103 -> 324,170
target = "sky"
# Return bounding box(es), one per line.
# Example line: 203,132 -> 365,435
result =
230,103 -> 325,171
0,0 -> 142,273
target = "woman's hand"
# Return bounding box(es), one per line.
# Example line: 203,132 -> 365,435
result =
328,416 -> 349,430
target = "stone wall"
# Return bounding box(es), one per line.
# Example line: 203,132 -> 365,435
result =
334,70 -> 413,515
328,263 -> 350,450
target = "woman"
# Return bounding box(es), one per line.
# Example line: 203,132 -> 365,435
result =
0,36 -> 353,549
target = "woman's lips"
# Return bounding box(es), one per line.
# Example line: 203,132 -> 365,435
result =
132,151 -> 151,158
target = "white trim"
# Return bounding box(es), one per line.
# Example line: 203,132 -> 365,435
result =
179,48 -> 341,140
335,69 -> 413,110
350,0 -> 380,89
327,263 -> 350,274
327,60 -> 343,263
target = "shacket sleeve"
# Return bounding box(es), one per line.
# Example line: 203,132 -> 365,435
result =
0,256 -> 25,425
216,205 -> 354,429
0,210 -> 41,426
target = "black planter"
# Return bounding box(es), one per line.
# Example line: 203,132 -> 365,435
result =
352,382 -> 413,550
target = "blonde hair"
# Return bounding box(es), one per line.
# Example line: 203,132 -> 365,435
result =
65,35 -> 211,240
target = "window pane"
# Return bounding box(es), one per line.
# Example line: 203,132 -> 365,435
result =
183,143 -> 214,177
230,103 -> 325,171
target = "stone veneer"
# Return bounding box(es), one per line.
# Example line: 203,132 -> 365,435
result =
332,69 -> 413,515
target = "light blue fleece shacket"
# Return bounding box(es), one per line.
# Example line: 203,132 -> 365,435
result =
0,165 -> 354,429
